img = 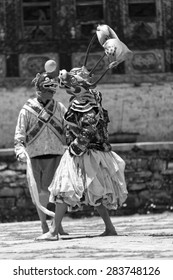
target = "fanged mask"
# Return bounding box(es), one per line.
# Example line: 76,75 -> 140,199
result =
32,72 -> 58,94
58,66 -> 94,96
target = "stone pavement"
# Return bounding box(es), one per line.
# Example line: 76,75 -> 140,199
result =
0,212 -> 173,260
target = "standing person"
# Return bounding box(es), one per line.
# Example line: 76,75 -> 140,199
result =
36,65 -> 128,241
14,61 -> 68,235
36,24 -> 130,241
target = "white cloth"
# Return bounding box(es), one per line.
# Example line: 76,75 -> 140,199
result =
49,149 -> 128,210
25,151 -> 55,217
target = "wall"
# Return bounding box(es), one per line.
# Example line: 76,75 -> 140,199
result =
0,142 -> 173,222
101,82 -> 173,142
0,0 -> 172,79
0,81 -> 173,148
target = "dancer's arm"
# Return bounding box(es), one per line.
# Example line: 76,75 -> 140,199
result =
69,109 -> 98,156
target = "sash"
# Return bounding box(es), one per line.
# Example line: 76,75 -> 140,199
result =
23,99 -> 64,145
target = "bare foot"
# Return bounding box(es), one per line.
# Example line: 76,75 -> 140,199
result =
99,229 -> 118,236
41,222 -> 49,234
59,230 -> 69,236
50,220 -> 69,235
35,231 -> 59,241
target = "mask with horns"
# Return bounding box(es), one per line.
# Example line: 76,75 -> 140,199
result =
58,24 -> 132,97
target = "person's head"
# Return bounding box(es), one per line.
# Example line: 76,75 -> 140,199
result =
32,72 -> 58,102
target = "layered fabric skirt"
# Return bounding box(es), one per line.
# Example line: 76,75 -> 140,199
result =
49,149 -> 128,211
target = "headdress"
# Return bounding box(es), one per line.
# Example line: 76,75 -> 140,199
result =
58,24 -> 132,96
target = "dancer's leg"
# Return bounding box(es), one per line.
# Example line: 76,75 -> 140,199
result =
95,204 -> 117,236
37,194 -> 68,235
34,157 -> 67,235
58,222 -> 69,235
50,202 -> 68,235
35,202 -> 67,241
37,191 -> 49,233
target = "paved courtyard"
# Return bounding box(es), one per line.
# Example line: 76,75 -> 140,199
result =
0,212 -> 173,259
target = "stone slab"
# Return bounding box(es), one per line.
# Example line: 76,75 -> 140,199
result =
0,212 -> 173,260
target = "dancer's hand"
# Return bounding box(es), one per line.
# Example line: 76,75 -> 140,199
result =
17,152 -> 27,162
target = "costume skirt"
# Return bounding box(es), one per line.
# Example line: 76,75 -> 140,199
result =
49,149 -> 128,210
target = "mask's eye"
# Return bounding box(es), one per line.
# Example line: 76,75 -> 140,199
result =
70,76 -> 77,85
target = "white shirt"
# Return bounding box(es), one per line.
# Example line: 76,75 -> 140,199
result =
14,98 -> 67,158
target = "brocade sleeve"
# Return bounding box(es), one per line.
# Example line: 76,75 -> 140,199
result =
69,109 -> 98,156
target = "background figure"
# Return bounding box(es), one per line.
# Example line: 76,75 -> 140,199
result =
14,66 -> 68,235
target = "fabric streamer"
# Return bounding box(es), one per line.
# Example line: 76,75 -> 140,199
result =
25,151 -> 55,218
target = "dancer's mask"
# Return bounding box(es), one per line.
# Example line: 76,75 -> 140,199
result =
59,24 -> 132,96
